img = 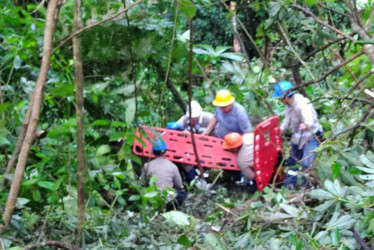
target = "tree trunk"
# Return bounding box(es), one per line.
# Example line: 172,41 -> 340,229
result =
0,0 -> 61,233
73,0 -> 86,243
290,64 -> 307,97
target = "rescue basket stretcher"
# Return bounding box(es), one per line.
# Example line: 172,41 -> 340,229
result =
132,116 -> 282,191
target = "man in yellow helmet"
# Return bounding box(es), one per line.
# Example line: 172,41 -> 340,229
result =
202,90 -> 252,138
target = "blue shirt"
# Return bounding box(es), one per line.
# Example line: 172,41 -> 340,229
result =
215,102 -> 252,138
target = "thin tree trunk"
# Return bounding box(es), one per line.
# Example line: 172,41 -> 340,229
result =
0,0 -> 60,233
231,2 -> 240,52
73,0 -> 86,243
290,64 -> 307,97
187,7 -> 204,179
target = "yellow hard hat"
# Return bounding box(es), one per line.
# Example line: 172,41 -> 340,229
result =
212,90 -> 235,107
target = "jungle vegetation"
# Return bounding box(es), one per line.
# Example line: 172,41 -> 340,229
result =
0,0 -> 374,249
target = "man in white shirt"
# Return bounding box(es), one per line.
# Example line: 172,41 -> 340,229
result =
168,101 -> 213,183
273,80 -> 323,188
176,100 -> 214,134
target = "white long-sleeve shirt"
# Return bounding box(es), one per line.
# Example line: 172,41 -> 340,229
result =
280,93 -> 322,149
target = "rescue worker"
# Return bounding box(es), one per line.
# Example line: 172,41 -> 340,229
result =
168,101 -> 214,183
273,80 -> 323,189
222,132 -> 257,193
202,90 -> 252,138
176,100 -> 214,134
140,138 -> 187,210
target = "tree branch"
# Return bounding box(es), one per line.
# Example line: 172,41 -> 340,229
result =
292,3 -> 356,42
367,2 -> 374,31
343,69 -> 374,99
24,241 -> 82,250
324,105 -> 374,142
300,51 -> 364,88
319,3 -> 351,19
305,35 -> 351,60
53,0 -> 143,53
343,0 -> 374,65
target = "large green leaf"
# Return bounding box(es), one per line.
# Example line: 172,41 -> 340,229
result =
163,211 -> 191,226
37,181 -> 55,191
203,233 -> 226,250
125,99 -> 136,125
269,2 -> 281,17
178,0 -> 196,20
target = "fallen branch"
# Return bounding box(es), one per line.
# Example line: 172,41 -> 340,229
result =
23,241 -> 82,250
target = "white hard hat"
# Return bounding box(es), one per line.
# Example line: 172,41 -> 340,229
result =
187,101 -> 202,118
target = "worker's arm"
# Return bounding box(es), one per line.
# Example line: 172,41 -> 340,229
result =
173,167 -> 184,191
201,116 -> 217,136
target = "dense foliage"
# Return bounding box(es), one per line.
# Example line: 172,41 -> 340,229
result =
0,0 -> 373,249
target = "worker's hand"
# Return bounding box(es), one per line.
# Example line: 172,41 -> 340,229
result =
299,123 -> 306,131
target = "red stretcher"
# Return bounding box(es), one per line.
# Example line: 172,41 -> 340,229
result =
132,116 -> 282,191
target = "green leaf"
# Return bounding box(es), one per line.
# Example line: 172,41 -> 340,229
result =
22,178 -> 38,188
37,181 -> 55,191
331,228 -> 340,246
47,195 -> 59,203
91,119 -> 109,126
96,145 -> 111,156
178,0 -> 196,20
129,195 -> 140,201
163,211 -> 195,227
113,176 -> 121,189
16,197 -> 30,209
48,84 -> 74,98
13,55 -> 22,69
125,99 -> 136,125
331,162 -> 341,179
32,190 -> 41,202
269,2 -> 281,17
314,200 -> 335,212
360,154 -> 374,168
0,103 -> 11,113
177,234 -> 192,247
356,166 -> 374,174
367,218 -> 374,232
296,240 -> 304,250
280,204 -> 300,217
233,233 -> 251,249
305,0 -> 316,6
204,233 -> 226,250
144,191 -> 158,198
310,189 -> 334,200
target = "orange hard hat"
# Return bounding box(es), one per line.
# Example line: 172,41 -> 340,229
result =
222,132 -> 243,150
212,90 -> 235,107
